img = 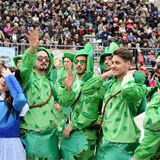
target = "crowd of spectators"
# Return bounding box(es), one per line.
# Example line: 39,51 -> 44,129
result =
0,0 -> 160,58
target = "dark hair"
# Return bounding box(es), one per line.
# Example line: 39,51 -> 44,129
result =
0,73 -> 13,113
4,91 -> 13,113
113,48 -> 133,63
0,69 -> 22,113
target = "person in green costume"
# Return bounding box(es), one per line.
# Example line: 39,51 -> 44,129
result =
13,55 -> 23,69
60,43 -> 101,160
55,52 -> 76,118
99,42 -> 119,73
131,55 -> 160,160
57,52 -> 75,87
81,48 -> 147,160
19,27 -> 75,160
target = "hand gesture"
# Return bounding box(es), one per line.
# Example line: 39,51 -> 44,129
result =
101,70 -> 113,80
26,27 -> 40,54
1,68 -> 12,77
63,70 -> 74,91
130,157 -> 136,160
62,124 -> 73,138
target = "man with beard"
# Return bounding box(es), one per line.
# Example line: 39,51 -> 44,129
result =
99,42 -> 119,74
131,55 -> 160,160
19,28 -> 75,160
60,43 -> 101,160
81,48 -> 146,160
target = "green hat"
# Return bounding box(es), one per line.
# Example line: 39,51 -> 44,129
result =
63,52 -> 75,61
13,55 -> 23,67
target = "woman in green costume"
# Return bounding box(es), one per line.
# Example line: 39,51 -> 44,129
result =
19,28 -> 75,160
57,52 -> 75,87
56,52 -> 76,118
81,48 -> 147,160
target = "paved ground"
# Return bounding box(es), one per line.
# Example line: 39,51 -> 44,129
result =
134,112 -> 145,142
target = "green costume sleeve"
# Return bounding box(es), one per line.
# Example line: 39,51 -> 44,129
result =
143,94 -> 160,131
134,92 -> 160,160
56,82 -> 75,107
134,129 -> 160,160
120,75 -> 147,111
20,49 -> 37,86
82,75 -> 107,99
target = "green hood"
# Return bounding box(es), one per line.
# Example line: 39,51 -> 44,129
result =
156,50 -> 160,59
74,43 -> 93,73
61,52 -> 75,69
36,46 -> 54,78
99,42 -> 119,73
13,55 -> 23,67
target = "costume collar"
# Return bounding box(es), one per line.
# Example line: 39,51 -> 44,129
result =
0,92 -> 5,100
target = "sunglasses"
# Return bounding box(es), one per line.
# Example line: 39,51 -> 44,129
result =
74,59 -> 86,65
37,56 -> 50,62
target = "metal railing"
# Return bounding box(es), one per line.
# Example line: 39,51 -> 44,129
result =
1,42 -> 159,65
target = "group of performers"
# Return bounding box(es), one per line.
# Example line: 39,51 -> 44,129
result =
0,27 -> 159,160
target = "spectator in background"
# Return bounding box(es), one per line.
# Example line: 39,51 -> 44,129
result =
4,22 -> 12,38
100,27 -> 110,46
0,0 -> 158,56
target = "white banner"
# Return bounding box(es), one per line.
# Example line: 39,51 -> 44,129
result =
0,47 -> 15,67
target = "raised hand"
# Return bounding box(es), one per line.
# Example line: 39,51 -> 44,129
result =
1,68 -> 12,77
26,27 -> 40,54
63,70 -> 74,91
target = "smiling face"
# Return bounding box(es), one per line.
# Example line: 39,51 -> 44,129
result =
111,55 -> 131,82
104,55 -> 112,71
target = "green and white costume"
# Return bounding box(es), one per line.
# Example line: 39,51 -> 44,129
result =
60,44 -> 100,160
82,72 -> 146,160
133,87 -> 160,160
20,47 -> 74,160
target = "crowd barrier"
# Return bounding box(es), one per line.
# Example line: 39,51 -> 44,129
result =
0,42 -> 159,67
